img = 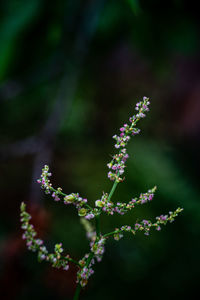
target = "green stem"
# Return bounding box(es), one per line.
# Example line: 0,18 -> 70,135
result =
86,251 -> 95,266
107,180 -> 118,202
95,214 -> 100,237
72,168 -> 119,300
85,203 -> 94,211
103,229 -> 120,238
67,257 -> 81,267
73,283 -> 82,300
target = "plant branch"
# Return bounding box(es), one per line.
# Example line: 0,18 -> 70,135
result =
103,230 -> 120,239
66,257 -> 81,267
50,187 -> 93,211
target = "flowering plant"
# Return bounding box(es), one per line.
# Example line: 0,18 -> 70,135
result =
20,97 -> 183,299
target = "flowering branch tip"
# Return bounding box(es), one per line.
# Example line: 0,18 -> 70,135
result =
20,97 -> 183,296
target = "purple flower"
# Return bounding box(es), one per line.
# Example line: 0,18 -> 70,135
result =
22,233 -> 26,240
26,241 -> 32,247
35,239 -> 43,246
148,194 -> 153,201
40,254 -> 46,260
85,213 -> 95,220
160,215 -> 167,221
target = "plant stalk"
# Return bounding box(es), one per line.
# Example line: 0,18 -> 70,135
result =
95,214 -> 101,237
107,179 -> 118,202
73,283 -> 82,300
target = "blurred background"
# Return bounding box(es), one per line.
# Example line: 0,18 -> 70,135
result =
0,0 -> 200,299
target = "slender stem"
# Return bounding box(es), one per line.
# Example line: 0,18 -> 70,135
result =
50,187 -> 67,197
72,153 -> 119,300
86,251 -> 95,266
67,257 -> 81,267
73,283 -> 82,300
85,203 -> 94,211
107,179 -> 118,202
103,229 -> 120,238
95,214 -> 100,237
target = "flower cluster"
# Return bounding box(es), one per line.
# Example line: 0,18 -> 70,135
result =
77,265 -> 94,287
21,202 -> 43,252
107,97 -> 150,182
20,202 -> 72,271
77,236 -> 106,288
95,187 -> 156,215
107,148 -> 129,182
37,165 -> 53,194
77,235 -> 107,288
37,165 -> 96,219
64,193 -> 92,218
113,225 -> 132,241
90,237 -> 106,262
108,207 -> 183,240
77,254 -> 95,287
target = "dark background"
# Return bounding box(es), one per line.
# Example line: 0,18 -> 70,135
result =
0,0 -> 200,299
